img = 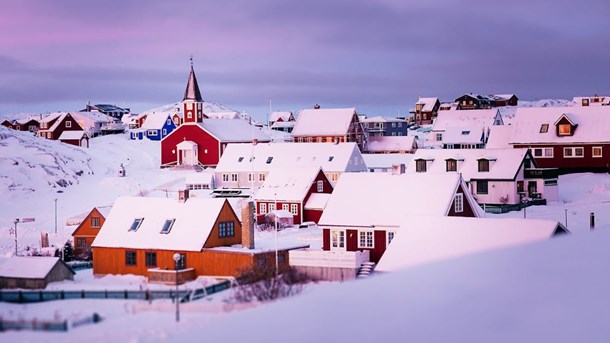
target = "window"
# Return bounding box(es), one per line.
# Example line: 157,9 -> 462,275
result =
478,159 -> 489,172
91,216 -> 100,228
187,112 -> 192,119
564,147 -> 584,158
166,119 -> 171,125
176,254 -> 186,270
66,121 -> 71,128
533,148 -> 553,158
147,130 -> 157,136
398,123 -> 402,127
317,180 -> 324,192
328,156 -> 334,162
218,221 -> 235,237
129,218 -> 144,232
446,159 -> 457,172
476,180 -> 488,194
387,231 -> 396,245
162,129 -> 167,135
331,230 -> 345,248
238,157 -> 244,162
77,237 -> 86,248
266,157 -> 273,164
231,173 -> 238,182
260,203 -> 267,214
259,173 -> 266,182
160,219 -> 175,234
125,251 -> 137,266
330,173 -> 339,182
593,146 -> 603,158
415,159 -> 427,172
517,181 -> 524,193
540,124 -> 549,133
282,204 -> 289,212
222,173 -> 229,182
248,173 -> 254,182
358,231 -> 374,248
558,124 -> 571,136
582,99 -> 589,106
290,204 -> 298,215
436,133 -> 443,141
544,179 -> 558,186
145,252 -> 157,267
461,130 -> 470,135
268,203 -> 276,212
454,193 -> 464,213
391,122 -> 396,128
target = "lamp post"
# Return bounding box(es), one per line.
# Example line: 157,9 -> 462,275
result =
173,253 -> 181,323
13,218 -> 19,256
274,192 -> 279,277
54,198 -> 58,234
521,198 -> 529,219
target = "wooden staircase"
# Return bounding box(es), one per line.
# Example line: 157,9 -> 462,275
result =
357,261 -> 376,279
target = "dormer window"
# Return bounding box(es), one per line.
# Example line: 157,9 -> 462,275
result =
129,218 -> 144,232
446,159 -> 457,172
266,157 -> 273,164
478,159 -> 490,172
558,124 -> 571,136
461,130 -> 470,135
328,156 -> 334,162
160,219 -> 175,234
415,159 -> 427,172
238,157 -> 244,162
540,124 -> 549,133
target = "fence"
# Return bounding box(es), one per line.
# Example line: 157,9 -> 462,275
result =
0,313 -> 102,332
483,199 -> 547,214
0,279 -> 231,304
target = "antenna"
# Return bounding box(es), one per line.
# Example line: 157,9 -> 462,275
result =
189,55 -> 194,68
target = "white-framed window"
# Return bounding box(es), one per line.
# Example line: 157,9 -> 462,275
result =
162,129 -> 167,135
259,173 -> 266,182
187,112 -> 192,119
317,180 -> 323,192
231,173 -> 238,182
358,231 -> 374,248
282,204 -> 289,212
259,203 -> 267,214
248,173 -> 254,182
268,203 -> 276,212
558,124 -> 571,136
592,146 -> 603,158
436,133 -> 443,141
533,147 -> 553,158
222,173 -> 229,182
166,119 -> 171,125
454,193 -> 464,213
330,173 -> 339,182
391,122 -> 396,128
331,230 -> 345,249
416,160 -> 427,172
387,231 -> 396,246
66,121 -> 72,128
290,204 -> 298,215
564,147 -> 584,158
147,130 -> 157,136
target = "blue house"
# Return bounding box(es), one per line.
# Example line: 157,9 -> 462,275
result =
138,113 -> 176,141
361,116 -> 409,137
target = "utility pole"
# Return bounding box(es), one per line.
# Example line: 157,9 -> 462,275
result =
13,219 -> 19,256
54,198 -> 58,234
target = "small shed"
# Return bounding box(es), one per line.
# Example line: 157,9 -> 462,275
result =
0,257 -> 75,289
265,210 -> 295,229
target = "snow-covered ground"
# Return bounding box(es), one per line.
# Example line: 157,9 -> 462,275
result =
2,116 -> 610,341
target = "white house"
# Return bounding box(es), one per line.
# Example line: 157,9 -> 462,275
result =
430,109 -> 503,149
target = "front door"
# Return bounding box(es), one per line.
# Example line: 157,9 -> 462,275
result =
528,181 -> 538,197
330,229 -> 346,251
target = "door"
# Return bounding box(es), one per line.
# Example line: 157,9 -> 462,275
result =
528,181 -> 538,198
330,229 -> 346,251
80,138 -> 88,148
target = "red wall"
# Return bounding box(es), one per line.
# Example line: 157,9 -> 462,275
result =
161,124 -> 220,166
447,183 -> 478,217
303,209 -> 323,223
322,228 -> 388,263
514,144 -> 610,172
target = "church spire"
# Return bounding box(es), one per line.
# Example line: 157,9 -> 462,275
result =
183,56 -> 203,102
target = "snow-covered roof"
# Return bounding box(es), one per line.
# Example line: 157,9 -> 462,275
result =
494,94 -> 517,100
366,136 -> 416,153
304,193 -> 331,210
177,140 -> 197,149
291,108 -> 356,136
437,126 -> 485,144
92,196 -> 230,251
39,112 -> 63,124
572,96 -> 610,106
432,109 -> 502,132
270,111 -> 294,123
58,130 -> 87,140
376,217 -> 563,272
319,173 -> 482,228
141,112 -> 171,130
72,111 -> 112,123
407,148 -> 529,181
361,153 -> 414,170
196,120 -> 271,143
509,106 -> 610,144
254,167 -> 322,202
185,172 -> 214,185
361,116 -> 407,123
485,125 -> 514,149
215,142 -> 367,173
0,256 -> 71,279
271,121 -> 295,129
183,66 -> 203,102
415,97 -> 439,112
206,111 -> 240,120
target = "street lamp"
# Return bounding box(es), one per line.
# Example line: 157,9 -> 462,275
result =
13,219 -> 19,256
521,198 -> 529,219
173,253 -> 181,323
274,192 -> 279,277
54,198 -> 58,234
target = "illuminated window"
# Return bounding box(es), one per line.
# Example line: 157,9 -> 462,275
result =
558,124 -> 571,136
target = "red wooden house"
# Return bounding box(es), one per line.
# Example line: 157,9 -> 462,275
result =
1,118 -> 39,132
91,196 -> 299,282
37,113 -> 89,147
509,106 -> 610,173
254,167 -> 333,225
160,120 -> 271,168
411,97 -> 440,125
291,107 -> 367,152
71,206 -> 112,259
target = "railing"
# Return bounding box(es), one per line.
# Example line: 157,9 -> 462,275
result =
289,249 -> 370,269
0,279 -> 231,304
483,199 -> 547,214
524,168 -> 559,179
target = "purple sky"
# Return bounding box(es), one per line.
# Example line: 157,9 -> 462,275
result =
1,0 -> 609,121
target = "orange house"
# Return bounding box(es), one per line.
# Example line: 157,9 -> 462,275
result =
91,195 -> 301,283
72,206 -> 112,259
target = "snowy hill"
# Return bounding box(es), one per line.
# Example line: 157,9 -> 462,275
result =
141,101 -> 260,124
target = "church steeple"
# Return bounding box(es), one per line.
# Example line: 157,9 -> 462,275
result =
183,57 -> 203,102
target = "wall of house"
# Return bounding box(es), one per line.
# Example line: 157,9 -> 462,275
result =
73,208 -> 105,257
447,183 -> 478,217
0,277 -> 46,289
470,180 -> 520,205
46,263 -> 75,283
214,171 -> 268,189
203,202 -> 243,248
161,125 -> 220,167
304,209 -> 323,223
257,201 -> 301,224
322,228 -> 388,263
515,144 -> 610,173
53,115 -> 83,140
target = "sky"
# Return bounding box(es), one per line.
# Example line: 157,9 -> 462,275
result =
1,0 -> 609,122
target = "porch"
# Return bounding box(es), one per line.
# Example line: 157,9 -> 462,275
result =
289,249 -> 370,281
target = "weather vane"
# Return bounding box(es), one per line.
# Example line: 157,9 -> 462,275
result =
190,55 -> 194,68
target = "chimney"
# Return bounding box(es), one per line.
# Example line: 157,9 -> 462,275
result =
314,104 -> 321,109
178,189 -> 190,202
391,163 -> 405,175
252,138 -> 258,145
241,200 -> 255,249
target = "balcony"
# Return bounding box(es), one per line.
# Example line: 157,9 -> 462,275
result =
525,168 -> 559,179
289,249 -> 370,269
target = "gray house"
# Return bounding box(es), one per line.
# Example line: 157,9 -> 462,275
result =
0,257 -> 75,289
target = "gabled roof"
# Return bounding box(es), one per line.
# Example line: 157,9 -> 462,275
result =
71,111 -> 112,123
185,172 -> 214,185
38,112 -> 64,125
254,167 -> 324,202
304,193 -> 331,210
291,108 -> 357,136
494,94 -> 517,100
0,257 -> 74,279
361,116 -> 407,123
183,66 -> 203,102
197,120 -> 271,143
407,148 -> 530,181
141,112 -> 172,130
375,217 -> 565,272
319,173 -> 482,228
92,196 -> 229,251
485,125 -> 514,149
553,113 -> 577,126
215,142 -> 367,173
437,126 -> 485,145
431,109 -> 502,132
58,130 -> 87,140
270,111 -> 294,123
361,153 -> 414,170
366,136 -> 416,152
415,97 -> 440,112
509,106 -> 610,144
